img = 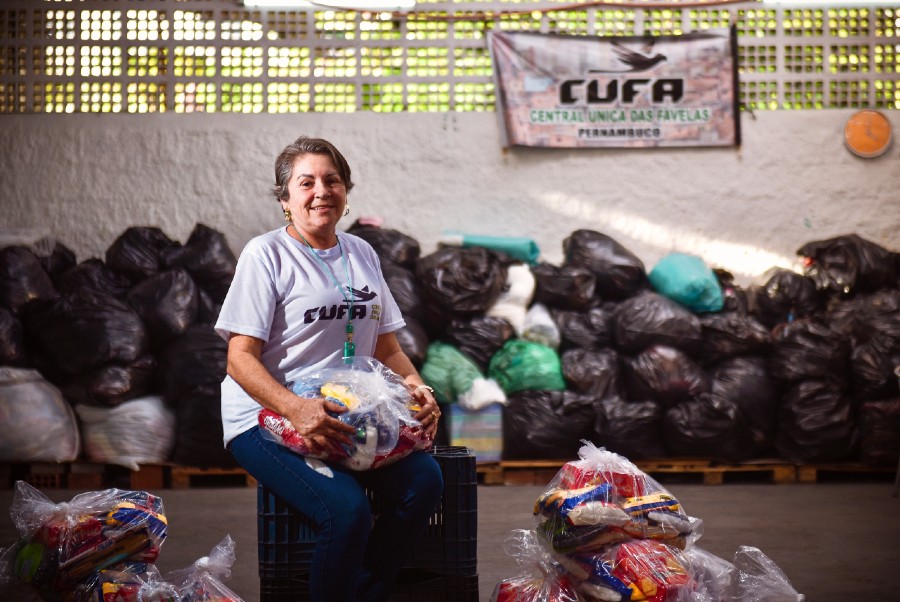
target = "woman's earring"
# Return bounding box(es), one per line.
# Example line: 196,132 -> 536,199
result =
283,208 -> 292,222
343,205 -> 350,217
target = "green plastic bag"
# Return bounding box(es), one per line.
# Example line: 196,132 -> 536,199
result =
488,339 -> 566,395
419,341 -> 483,404
441,231 -> 541,265
648,253 -> 724,313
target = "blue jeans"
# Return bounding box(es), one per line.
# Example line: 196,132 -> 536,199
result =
230,426 -> 444,602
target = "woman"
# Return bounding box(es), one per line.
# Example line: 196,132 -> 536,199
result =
215,136 -> 443,601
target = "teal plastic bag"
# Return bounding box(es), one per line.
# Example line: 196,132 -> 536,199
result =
648,253 -> 724,313
419,341 -> 483,404
441,231 -> 541,265
488,339 -> 566,394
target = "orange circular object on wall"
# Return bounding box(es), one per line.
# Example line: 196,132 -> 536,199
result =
844,109 -> 893,158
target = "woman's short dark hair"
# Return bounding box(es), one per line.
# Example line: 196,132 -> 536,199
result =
272,136 -> 354,202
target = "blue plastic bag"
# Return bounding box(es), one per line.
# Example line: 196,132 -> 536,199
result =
648,253 -> 723,313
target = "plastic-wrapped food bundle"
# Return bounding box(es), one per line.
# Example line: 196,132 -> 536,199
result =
0,367 -> 80,463
533,442 -> 699,555
167,535 -> 245,601
0,481 -> 167,601
490,530 -> 580,602
259,357 -> 432,470
72,564 -> 178,602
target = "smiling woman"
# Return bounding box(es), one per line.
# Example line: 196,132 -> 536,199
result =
213,135 -> 446,601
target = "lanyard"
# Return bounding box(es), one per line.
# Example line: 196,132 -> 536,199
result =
295,229 -> 356,363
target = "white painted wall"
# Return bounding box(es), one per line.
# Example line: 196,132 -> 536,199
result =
1,111 -> 897,286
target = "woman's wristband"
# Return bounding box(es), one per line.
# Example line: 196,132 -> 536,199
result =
413,384 -> 434,396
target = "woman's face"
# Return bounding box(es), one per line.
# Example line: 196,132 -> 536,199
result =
281,153 -> 348,246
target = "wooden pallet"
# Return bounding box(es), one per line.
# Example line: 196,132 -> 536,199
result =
169,466 -> 257,489
476,458 -> 799,486
795,462 -> 895,484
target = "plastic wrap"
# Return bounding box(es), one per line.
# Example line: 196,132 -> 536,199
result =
0,367 -> 80,463
72,564 -> 179,602
259,356 -> 431,470
727,546 -> 805,602
75,395 -> 176,471
490,530 -> 580,602
0,481 -> 167,600
532,442 -> 700,555
167,535 -> 244,601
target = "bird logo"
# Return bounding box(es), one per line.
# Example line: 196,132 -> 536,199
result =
590,40 -> 667,73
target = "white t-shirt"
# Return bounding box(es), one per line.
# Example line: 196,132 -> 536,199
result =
214,227 -> 406,446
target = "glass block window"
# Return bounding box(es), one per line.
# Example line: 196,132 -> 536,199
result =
0,0 -> 898,113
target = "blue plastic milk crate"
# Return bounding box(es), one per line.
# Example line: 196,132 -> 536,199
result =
257,446 -> 479,601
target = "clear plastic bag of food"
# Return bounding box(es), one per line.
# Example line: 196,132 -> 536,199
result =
533,441 -> 700,555
490,529 -> 580,602
167,535 -> 243,602
0,481 -> 167,600
71,563 -> 179,602
259,356 -> 431,470
554,537 -> 694,602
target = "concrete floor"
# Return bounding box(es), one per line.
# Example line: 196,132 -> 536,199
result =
1,480 -> 898,601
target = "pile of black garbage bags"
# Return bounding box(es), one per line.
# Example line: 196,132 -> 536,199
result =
1,222 -> 898,469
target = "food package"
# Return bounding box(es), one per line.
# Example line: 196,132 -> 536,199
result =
0,481 -> 167,601
71,564 -> 179,602
533,442 -> 699,555
260,356 -> 431,470
167,535 -> 244,602
490,530 -> 580,602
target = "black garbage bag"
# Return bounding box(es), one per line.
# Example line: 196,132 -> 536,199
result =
157,323 -> 226,405
0,246 -> 58,314
382,260 -> 424,323
713,268 -> 749,315
531,262 -> 597,310
775,379 -> 856,463
54,258 -> 135,298
394,317 -> 430,368
62,355 -> 157,407
23,290 -> 148,377
416,246 -> 508,320
164,223 -> 237,303
196,287 -> 223,325
663,393 -> 755,461
798,233 -> 897,296
849,333 -> 900,402
827,289 -> 900,344
553,305 -> 615,351
38,240 -> 77,280
561,347 -> 622,400
562,229 -> 648,300
442,315 -> 515,372
768,319 -> 850,385
612,291 -> 703,355
857,398 -> 900,467
170,384 -> 237,468
710,356 -> 779,454
127,268 -> 200,346
346,222 -> 421,269
0,307 -> 28,366
594,396 -> 666,459
623,345 -> 710,407
105,226 -> 182,281
502,389 -> 597,460
749,268 -> 820,328
699,312 -> 771,365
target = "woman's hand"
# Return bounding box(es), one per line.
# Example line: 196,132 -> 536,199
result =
284,396 -> 357,457
411,385 -> 441,440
